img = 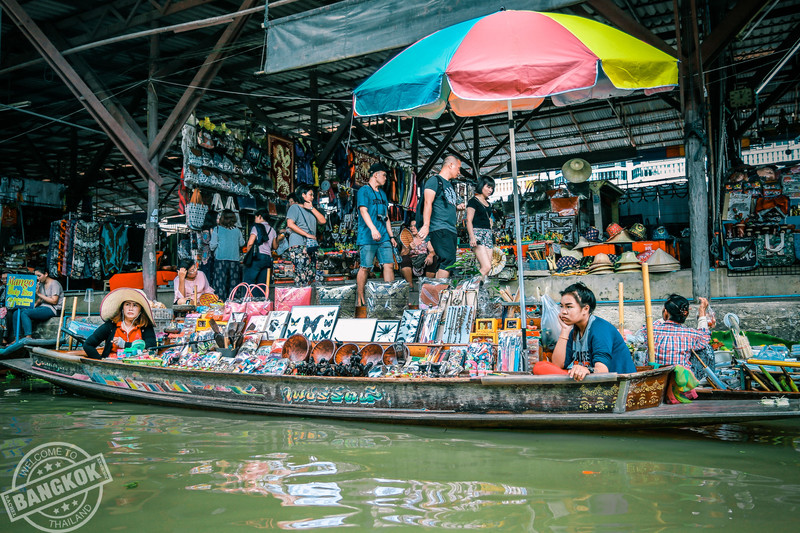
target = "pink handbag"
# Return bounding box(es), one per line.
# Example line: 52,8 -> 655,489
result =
274,286 -> 313,311
224,283 -> 250,315
244,284 -> 273,316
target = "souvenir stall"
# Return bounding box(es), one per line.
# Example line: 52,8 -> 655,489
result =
721,163 -> 800,272
113,275 -> 532,378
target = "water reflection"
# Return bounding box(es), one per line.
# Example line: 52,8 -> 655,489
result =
2,381 -> 800,530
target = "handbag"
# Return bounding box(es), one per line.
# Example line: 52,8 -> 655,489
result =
724,237 -> 758,271
756,230 -> 795,267
185,189 -> 208,230
224,283 -> 251,314
244,284 -> 273,316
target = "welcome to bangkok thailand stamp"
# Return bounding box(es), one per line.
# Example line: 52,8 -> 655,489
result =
2,442 -> 112,532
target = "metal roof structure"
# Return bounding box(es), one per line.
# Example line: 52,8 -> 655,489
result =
1,0 -> 798,216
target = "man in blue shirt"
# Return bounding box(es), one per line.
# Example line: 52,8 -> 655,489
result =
356,163 -> 397,306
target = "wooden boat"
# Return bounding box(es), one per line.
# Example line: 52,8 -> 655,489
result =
3,347 -> 800,429
0,338 -> 55,361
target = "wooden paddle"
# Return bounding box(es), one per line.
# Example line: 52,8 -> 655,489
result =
691,350 -> 726,390
618,282 -> 624,336
641,263 -> 655,363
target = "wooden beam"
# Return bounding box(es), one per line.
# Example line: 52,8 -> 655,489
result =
148,0 -> 258,162
417,115 -> 468,180
734,70 -> 800,139
700,1 -> 764,66
479,108 -> 539,167
1,0 -> 161,185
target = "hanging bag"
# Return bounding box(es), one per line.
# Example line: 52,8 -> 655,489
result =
724,237 -> 758,271
185,189 -> 208,230
224,282 -> 251,315
242,224 -> 266,267
756,229 -> 795,267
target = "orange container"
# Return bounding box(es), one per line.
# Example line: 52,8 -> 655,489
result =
582,244 -> 616,257
632,241 -> 667,254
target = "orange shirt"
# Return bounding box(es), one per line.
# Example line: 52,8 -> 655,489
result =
109,324 -> 144,358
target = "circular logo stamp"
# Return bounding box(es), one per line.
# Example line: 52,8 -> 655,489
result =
1,442 -> 112,532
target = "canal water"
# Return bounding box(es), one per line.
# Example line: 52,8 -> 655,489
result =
1,378 -> 799,531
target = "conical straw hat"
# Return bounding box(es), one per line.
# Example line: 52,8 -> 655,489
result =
617,251 -> 640,265
572,236 -> 592,250
606,229 -> 636,243
645,248 -> 680,267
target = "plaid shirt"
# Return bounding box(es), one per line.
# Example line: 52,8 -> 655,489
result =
636,319 -> 711,367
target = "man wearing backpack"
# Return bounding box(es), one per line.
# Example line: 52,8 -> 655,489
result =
416,155 -> 465,278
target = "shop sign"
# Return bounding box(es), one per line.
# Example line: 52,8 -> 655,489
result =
5,274 -> 37,309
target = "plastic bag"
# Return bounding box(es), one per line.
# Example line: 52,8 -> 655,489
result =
539,294 -> 562,350
419,278 -> 450,309
274,286 -> 312,311
315,283 -> 357,318
366,279 -> 410,319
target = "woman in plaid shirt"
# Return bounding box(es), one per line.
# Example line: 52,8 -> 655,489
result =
637,294 -> 713,368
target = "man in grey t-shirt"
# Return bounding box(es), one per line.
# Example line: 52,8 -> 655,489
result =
417,155 -> 465,278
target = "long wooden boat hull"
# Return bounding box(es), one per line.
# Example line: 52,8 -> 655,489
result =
4,348 -> 800,429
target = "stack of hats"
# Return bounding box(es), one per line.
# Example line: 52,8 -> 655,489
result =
615,251 -> 642,273
556,256 -> 580,273
606,223 -> 623,240
645,248 -> 681,273
587,253 -> 614,274
582,226 -> 602,243
629,223 -> 647,241
606,228 -> 636,244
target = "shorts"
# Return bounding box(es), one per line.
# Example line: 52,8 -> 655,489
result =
429,229 -> 457,271
359,241 -> 394,267
473,228 -> 494,248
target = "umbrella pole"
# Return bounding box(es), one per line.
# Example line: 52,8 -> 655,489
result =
508,100 -> 528,358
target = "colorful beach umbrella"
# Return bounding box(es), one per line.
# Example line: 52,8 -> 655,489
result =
353,10 -> 678,118
353,10 -> 678,351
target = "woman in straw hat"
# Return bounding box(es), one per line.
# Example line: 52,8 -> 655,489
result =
466,177 -> 496,279
84,288 -> 156,359
635,294 -> 713,372
533,282 -> 636,380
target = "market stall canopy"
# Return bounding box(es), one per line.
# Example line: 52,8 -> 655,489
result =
353,10 -> 678,119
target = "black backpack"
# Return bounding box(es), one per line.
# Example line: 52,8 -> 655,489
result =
415,175 -> 446,227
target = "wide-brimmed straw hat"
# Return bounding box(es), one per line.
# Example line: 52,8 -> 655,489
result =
561,248 -> 583,260
589,253 -> 612,267
100,288 -> 154,323
489,247 -> 507,276
606,229 -> 636,243
616,251 -> 641,265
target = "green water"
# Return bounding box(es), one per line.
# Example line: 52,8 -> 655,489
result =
1,379 -> 799,532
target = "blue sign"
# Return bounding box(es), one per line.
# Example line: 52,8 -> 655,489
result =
5,274 -> 37,309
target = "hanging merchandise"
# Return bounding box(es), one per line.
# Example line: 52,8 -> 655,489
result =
71,220 -> 102,280
295,138 -> 315,185
353,150 -> 379,187
269,134 -> 294,199
101,222 -> 129,276
186,189 -> 208,230
211,193 -> 224,212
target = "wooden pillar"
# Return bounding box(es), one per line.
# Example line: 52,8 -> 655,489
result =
143,32 -> 160,300
683,1 -> 710,299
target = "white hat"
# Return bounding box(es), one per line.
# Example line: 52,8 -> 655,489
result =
100,288 -> 154,324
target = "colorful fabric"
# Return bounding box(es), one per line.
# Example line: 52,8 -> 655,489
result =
71,221 -> 102,279
635,319 -> 711,367
286,245 -> 315,286
101,223 -> 128,276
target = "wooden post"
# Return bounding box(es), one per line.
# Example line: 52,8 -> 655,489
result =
641,263 -> 655,363
55,302 -> 66,351
618,282 -> 624,335
67,297 -> 77,350
143,31 -> 160,300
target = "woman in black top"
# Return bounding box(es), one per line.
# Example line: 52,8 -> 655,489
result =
84,288 -> 157,359
466,177 -> 495,278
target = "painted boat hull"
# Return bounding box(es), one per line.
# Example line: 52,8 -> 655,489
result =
4,348 -> 800,429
